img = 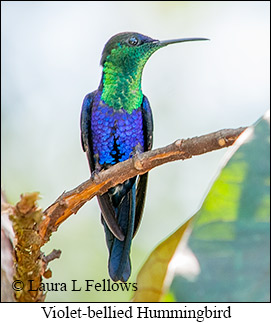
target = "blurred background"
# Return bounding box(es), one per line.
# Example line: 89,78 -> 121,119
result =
1,1 -> 269,301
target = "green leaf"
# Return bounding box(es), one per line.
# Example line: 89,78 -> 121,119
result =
133,111 -> 270,302
171,112 -> 270,302
132,217 -> 193,302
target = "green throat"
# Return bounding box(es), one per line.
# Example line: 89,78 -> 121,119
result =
101,44 -> 158,114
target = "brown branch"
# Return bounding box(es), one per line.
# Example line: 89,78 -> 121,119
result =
9,193 -> 54,302
40,127 -> 246,243
43,249 -> 62,264
8,126 -> 246,302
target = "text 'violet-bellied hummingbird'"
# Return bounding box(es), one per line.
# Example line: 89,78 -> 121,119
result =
80,32 -> 208,282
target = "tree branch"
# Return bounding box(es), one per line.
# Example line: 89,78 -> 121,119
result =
40,127 -> 246,242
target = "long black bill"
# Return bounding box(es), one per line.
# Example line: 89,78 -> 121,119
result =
159,37 -> 209,47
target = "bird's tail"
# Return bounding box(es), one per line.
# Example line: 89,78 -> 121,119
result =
99,182 -> 136,282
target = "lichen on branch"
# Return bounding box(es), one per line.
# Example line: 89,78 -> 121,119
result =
9,192 -> 61,302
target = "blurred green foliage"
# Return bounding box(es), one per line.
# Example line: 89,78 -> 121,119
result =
134,112 -> 269,302
170,113 -> 270,302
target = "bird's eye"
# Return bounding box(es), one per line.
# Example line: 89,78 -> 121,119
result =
128,36 -> 139,46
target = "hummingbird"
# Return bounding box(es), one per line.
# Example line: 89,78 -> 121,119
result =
80,32 -> 208,282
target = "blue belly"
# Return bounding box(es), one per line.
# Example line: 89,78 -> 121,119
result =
91,101 -> 144,166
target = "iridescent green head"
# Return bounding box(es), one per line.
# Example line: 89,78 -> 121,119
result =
100,32 -> 160,67
100,32 -> 208,113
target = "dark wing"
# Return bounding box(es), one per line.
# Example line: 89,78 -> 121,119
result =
80,91 -> 96,172
80,91 -> 124,241
133,95 -> 154,236
142,95 -> 154,152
